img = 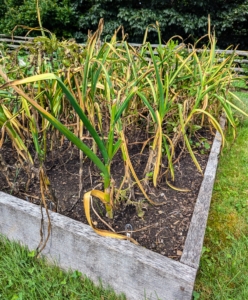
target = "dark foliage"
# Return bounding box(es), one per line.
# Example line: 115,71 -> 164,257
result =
1,0 -> 248,48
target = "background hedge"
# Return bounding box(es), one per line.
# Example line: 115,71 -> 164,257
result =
1,0 -> 248,48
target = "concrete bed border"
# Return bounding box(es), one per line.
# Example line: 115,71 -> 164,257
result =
0,117 -> 224,300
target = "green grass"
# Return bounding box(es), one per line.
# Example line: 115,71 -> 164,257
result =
194,89 -> 248,299
0,235 -> 125,300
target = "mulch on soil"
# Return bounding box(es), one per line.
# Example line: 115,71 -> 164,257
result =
0,129 -> 213,260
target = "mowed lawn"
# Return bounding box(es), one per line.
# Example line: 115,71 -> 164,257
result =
194,89 -> 248,300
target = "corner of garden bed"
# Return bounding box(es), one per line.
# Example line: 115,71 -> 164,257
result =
0,117 -> 224,300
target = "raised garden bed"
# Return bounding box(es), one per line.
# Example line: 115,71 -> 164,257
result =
0,127 -> 212,260
0,117 -> 224,300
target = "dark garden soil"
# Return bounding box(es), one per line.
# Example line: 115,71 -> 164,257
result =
0,129 -> 214,260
